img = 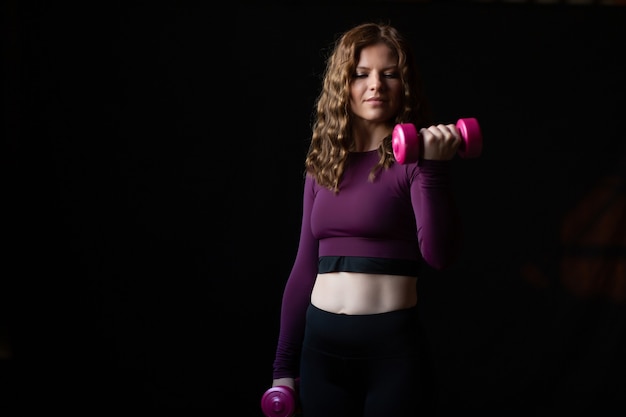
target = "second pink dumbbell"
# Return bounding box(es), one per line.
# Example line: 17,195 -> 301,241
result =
392,117 -> 483,164
261,385 -> 299,417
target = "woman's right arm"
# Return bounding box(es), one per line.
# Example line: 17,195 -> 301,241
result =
272,175 -> 319,380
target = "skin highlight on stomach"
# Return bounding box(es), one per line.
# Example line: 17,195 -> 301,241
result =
311,272 -> 418,315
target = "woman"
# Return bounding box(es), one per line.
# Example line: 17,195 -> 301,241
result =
269,22 -> 464,417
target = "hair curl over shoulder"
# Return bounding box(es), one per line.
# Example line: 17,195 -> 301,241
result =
304,22 -> 432,193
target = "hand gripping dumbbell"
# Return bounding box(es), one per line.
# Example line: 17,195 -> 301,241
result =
392,117 -> 483,164
261,381 -> 301,417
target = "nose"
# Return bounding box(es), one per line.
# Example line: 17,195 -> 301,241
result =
368,73 -> 384,91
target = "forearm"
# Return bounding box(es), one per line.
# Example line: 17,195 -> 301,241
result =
414,160 -> 463,269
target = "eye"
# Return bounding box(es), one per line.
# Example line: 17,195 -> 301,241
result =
384,72 -> 400,79
354,73 -> 368,78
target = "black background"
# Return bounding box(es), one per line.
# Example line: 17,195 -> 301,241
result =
3,1 -> 626,415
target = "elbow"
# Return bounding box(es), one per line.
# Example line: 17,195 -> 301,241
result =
421,244 -> 462,271
419,225 -> 464,271
424,255 -> 456,271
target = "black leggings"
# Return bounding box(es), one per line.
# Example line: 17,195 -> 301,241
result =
299,303 -> 432,417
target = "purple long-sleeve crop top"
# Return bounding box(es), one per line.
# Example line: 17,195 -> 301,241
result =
272,150 -> 463,379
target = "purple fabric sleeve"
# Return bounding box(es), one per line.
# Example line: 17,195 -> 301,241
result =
413,159 -> 463,269
272,176 -> 319,379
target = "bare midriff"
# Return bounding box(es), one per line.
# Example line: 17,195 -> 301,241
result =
311,272 -> 418,315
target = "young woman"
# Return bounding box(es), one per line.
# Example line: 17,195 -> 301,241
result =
269,22 -> 464,417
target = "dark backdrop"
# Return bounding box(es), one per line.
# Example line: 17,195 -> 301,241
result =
3,1 -> 625,415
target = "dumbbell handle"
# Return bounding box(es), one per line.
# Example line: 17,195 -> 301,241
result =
261,385 -> 298,417
392,117 -> 483,164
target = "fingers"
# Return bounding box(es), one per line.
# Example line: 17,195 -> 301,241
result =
272,377 -> 296,390
419,124 -> 461,160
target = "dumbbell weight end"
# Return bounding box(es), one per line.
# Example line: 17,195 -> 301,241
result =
261,385 -> 297,417
455,117 -> 482,159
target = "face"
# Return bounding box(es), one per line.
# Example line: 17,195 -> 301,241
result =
349,42 -> 402,125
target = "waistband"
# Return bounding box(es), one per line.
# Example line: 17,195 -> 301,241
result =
318,256 -> 420,276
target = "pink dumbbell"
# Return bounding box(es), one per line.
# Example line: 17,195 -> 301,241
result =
261,385 -> 299,417
392,117 -> 483,164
